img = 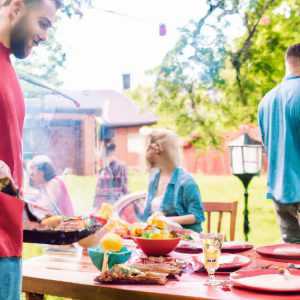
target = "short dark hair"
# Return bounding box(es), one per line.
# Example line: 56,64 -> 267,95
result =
2,0 -> 62,9
36,161 -> 56,181
29,155 -> 57,181
104,139 -> 116,153
285,43 -> 300,59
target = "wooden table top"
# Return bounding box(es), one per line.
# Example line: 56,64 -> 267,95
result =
22,249 -> 300,300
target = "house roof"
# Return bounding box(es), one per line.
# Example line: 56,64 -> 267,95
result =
25,89 -> 158,128
182,124 -> 262,148
226,125 -> 262,145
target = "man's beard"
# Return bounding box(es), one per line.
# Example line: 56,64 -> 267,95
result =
10,16 -> 30,59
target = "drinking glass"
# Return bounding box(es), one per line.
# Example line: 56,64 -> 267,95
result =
199,233 -> 224,286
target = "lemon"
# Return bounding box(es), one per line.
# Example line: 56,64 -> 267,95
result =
150,233 -> 163,239
153,218 -> 167,230
146,211 -> 164,226
130,222 -> 146,237
100,233 -> 123,252
160,230 -> 171,239
146,216 -> 154,227
96,203 -> 113,220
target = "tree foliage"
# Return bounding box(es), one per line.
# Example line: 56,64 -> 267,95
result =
226,0 -> 300,124
15,0 -> 94,87
145,0 -> 299,149
15,0 -> 300,150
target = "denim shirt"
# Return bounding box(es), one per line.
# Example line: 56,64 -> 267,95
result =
258,75 -> 300,204
142,167 -> 205,232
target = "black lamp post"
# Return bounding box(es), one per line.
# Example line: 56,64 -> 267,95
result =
229,132 -> 263,241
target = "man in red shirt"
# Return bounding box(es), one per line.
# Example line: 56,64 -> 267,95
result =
0,0 -> 61,298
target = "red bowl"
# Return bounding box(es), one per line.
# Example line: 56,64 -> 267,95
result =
133,237 -> 181,256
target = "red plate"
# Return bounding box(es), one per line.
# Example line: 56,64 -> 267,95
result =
199,253 -> 251,270
230,268 -> 300,292
221,241 -> 253,253
174,242 -> 202,254
256,244 -> 300,260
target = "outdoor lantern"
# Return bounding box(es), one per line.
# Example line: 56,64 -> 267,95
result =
229,132 -> 263,241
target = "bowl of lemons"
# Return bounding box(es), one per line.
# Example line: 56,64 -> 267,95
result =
133,236 -> 181,256
131,212 -> 181,256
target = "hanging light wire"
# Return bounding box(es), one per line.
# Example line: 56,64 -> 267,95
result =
87,4 -> 168,36
88,4 -> 157,24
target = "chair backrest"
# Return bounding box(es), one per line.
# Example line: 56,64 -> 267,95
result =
114,191 -> 147,223
202,201 -> 238,241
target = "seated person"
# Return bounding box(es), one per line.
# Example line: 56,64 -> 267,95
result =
142,129 -> 205,233
24,155 -> 74,221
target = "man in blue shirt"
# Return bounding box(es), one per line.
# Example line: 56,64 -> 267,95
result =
258,43 -> 300,244
142,129 -> 205,232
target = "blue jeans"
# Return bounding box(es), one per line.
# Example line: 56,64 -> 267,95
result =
0,257 -> 22,300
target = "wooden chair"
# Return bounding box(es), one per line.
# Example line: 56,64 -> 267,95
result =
202,201 -> 238,241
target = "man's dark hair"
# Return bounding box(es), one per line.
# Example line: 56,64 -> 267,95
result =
2,0 -> 62,9
285,43 -> 300,59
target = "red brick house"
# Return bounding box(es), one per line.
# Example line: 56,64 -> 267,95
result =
24,90 -> 157,175
182,125 -> 267,175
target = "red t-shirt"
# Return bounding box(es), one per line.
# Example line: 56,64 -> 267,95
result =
0,42 -> 25,257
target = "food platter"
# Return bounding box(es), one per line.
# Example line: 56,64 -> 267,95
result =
23,225 -> 102,245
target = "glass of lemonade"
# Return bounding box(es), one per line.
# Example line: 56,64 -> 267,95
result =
199,233 -> 224,286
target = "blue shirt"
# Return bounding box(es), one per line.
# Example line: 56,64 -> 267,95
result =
258,75 -> 300,204
143,167 -> 205,232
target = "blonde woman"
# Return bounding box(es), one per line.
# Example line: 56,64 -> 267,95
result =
142,129 -> 205,232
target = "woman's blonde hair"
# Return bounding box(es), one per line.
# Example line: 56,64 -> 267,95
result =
147,129 -> 181,167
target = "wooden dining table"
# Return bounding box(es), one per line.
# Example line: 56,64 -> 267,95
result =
22,247 -> 300,300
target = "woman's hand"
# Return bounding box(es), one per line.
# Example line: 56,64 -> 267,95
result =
167,214 -> 196,226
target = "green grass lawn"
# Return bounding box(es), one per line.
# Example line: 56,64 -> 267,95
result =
194,174 -> 281,244
22,171 -> 281,299
23,171 -> 281,259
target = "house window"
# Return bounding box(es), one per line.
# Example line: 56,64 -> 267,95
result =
127,133 -> 145,154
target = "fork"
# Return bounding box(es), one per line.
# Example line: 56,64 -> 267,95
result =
261,265 -> 295,280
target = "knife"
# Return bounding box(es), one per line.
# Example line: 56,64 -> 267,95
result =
288,263 -> 300,269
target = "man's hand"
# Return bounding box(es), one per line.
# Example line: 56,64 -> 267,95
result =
40,215 -> 63,230
0,160 -> 18,196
